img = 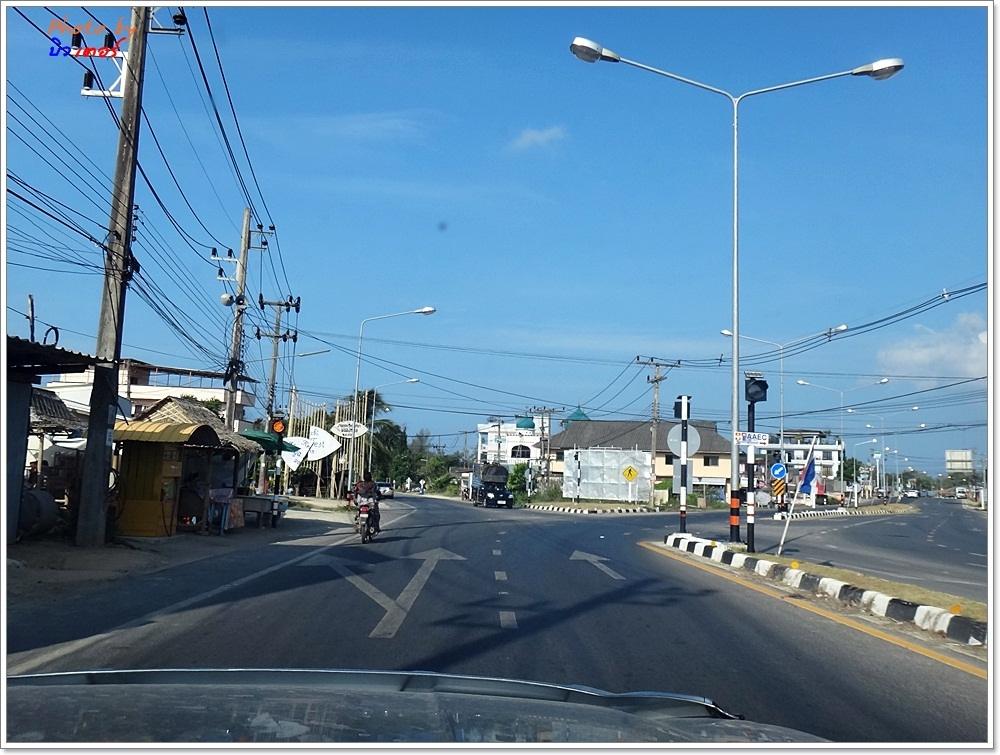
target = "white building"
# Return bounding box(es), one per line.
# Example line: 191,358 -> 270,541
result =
476,415 -> 549,466
44,358 -> 257,430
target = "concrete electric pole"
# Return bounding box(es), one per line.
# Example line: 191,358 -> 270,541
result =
254,295 -> 299,492
637,357 -> 675,506
77,6 -> 150,547
223,208 -> 252,431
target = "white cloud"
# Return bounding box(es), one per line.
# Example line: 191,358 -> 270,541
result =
508,126 -> 566,151
876,312 -> 987,378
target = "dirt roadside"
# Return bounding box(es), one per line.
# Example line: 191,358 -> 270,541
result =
6,509 -> 352,601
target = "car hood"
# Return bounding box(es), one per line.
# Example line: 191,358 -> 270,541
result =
6,668 -> 827,743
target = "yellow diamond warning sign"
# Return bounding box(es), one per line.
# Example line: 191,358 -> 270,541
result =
622,465 -> 639,482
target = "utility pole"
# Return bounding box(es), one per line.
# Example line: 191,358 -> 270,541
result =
637,357 -> 676,506
27,295 -> 35,342
254,295 -> 300,493
223,208 -> 252,431
77,6 -> 150,547
527,406 -> 560,488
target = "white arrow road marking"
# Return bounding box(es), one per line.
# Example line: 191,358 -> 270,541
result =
307,548 -> 465,639
494,571 -> 508,581
499,611 -> 518,629
570,550 -> 625,580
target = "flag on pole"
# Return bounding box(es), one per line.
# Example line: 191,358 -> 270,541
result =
800,456 -> 817,494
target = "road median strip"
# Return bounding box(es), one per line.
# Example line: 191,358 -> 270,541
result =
523,504 -> 659,515
656,533 -> 988,647
773,504 -> 913,521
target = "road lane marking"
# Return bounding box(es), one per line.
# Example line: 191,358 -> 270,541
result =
304,547 -> 466,639
492,549 -> 502,556
970,553 -> 986,557
499,611 -> 518,629
570,550 -> 625,580
498,531 -> 507,535
6,515 -> 401,675
494,571 -> 508,581
637,542 -> 987,680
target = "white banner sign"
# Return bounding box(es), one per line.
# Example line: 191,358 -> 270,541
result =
307,425 -> 341,461
281,436 -> 313,472
331,420 -> 368,439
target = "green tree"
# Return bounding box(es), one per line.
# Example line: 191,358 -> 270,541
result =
508,463 -> 529,503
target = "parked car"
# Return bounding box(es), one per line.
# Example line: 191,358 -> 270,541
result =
377,481 -> 394,499
904,489 -> 919,498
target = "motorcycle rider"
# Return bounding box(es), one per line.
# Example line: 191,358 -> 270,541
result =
352,471 -> 381,534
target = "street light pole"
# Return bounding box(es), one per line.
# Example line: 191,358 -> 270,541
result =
570,37 -> 903,529
349,307 -> 435,490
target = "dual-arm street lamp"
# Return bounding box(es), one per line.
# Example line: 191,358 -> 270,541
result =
722,324 -> 847,463
570,37 -> 903,511
366,378 -> 420,477
349,307 -> 436,488
796,377 -> 889,495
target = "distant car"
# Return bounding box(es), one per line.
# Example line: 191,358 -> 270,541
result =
376,481 -> 394,499
904,490 -> 919,498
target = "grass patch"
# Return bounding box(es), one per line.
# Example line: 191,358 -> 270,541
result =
759,553 -> 987,622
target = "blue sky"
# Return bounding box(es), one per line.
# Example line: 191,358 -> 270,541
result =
4,3 -> 990,474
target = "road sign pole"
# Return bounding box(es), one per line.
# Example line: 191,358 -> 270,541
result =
680,396 -> 689,533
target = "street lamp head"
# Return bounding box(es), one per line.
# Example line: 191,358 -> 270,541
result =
832,324 -> 849,332
720,329 -> 733,337
414,306 -> 436,315
877,377 -> 890,384
851,58 -> 905,80
796,379 -> 809,386
570,36 -> 620,63
406,378 -> 420,383
911,405 -> 919,411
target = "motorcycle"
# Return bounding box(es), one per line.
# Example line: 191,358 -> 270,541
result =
355,495 -> 378,543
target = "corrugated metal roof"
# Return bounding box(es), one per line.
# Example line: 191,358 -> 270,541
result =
114,421 -> 220,445
7,335 -> 99,376
29,388 -> 87,433
549,419 -> 730,455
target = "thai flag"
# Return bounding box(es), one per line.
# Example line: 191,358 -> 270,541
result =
800,457 -> 816,494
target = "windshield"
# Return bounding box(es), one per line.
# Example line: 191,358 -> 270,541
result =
5,2 -> 988,746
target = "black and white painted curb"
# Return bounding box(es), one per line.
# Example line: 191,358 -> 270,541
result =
660,533 -> 988,647
772,505 -> 905,521
524,504 -> 656,514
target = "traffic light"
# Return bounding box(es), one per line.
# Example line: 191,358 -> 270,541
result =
268,416 -> 287,437
745,378 -> 768,404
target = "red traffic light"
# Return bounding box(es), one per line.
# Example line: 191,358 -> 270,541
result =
269,418 -> 286,435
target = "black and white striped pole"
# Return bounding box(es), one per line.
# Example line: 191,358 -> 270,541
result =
674,395 -> 691,533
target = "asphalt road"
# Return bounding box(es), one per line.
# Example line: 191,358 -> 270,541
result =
7,496 -> 988,743
677,499 -> 989,601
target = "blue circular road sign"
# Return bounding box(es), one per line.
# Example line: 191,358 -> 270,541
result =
770,462 -> 787,480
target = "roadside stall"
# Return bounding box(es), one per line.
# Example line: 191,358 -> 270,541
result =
113,421 -> 224,537
135,397 -> 263,533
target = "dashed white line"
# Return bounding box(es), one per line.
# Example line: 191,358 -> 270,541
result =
494,571 -> 508,581
492,549 -> 502,556
499,611 -> 518,629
